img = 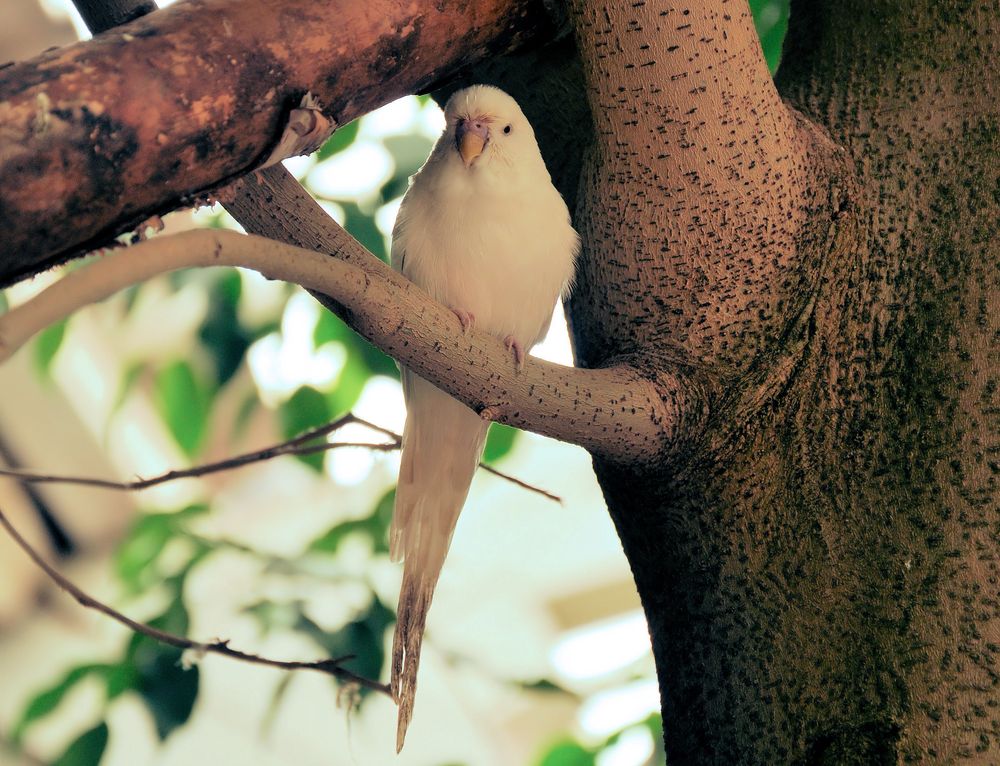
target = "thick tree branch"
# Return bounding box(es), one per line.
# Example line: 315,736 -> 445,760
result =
0,0 -> 562,286
0,412 -> 562,503
72,0 -> 155,33
564,0 -> 818,376
0,230 -> 681,462
0,506 -> 391,695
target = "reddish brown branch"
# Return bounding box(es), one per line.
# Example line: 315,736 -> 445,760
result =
0,0 -> 561,286
0,506 -> 391,695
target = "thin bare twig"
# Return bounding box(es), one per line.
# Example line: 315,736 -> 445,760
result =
0,506 -> 391,696
478,464 -> 562,503
0,413 -> 562,503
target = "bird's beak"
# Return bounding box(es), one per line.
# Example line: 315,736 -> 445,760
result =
456,118 -> 489,167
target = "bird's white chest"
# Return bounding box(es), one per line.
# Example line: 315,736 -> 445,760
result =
398,182 -> 574,346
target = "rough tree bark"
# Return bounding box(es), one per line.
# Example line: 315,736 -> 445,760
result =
564,0 -> 997,762
2,0 -> 997,762
0,0 -> 560,284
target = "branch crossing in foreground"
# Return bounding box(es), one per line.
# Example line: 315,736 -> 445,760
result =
0,229 -> 681,461
0,506 -> 391,696
0,413 -> 562,503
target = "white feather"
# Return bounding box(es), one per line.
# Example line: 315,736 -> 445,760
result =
389,85 -> 578,751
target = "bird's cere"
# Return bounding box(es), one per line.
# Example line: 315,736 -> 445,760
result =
455,116 -> 489,166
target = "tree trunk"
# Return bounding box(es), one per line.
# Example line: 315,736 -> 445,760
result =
563,0 -> 998,761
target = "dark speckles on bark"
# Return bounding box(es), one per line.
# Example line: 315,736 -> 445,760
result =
371,17 -> 425,81
192,132 -> 214,161
562,0 -> 998,762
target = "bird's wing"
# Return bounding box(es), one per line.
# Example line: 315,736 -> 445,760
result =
390,199 -> 413,402
390,184 -> 415,277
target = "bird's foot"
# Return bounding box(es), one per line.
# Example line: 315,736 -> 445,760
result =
452,308 -> 475,334
504,335 -> 526,371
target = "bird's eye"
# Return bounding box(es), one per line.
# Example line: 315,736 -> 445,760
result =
503,125 -> 512,134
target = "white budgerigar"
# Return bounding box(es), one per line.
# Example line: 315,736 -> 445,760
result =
388,85 -> 578,750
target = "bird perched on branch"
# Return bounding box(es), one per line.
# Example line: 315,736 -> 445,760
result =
388,85 -> 578,750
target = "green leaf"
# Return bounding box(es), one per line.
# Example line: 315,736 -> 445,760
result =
378,135 -> 433,203
295,596 -> 395,688
313,309 -> 347,348
379,175 -> 410,205
198,270 -> 252,387
114,514 -> 173,593
135,645 -> 198,741
341,201 -> 387,262
119,283 -> 143,316
308,518 -> 375,556
154,360 -> 212,458
317,119 -> 360,161
326,356 -> 369,416
33,318 -> 67,378
640,712 -> 665,760
372,487 -> 395,531
115,505 -> 208,594
536,740 -> 597,766
127,603 -> 199,740
11,665 -> 108,743
355,334 -> 399,379
517,678 -> 576,696
382,134 -> 435,180
0,290 -> 9,312
483,423 -> 519,463
309,488 -> 395,556
314,311 -> 397,380
104,664 -> 138,700
243,600 -> 300,634
279,387 -> 332,471
644,711 -> 663,737
749,0 -> 789,73
51,721 -> 109,766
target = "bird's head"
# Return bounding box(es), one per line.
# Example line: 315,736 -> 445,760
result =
440,85 -> 544,178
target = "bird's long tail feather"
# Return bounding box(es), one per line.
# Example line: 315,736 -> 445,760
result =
390,373 -> 488,752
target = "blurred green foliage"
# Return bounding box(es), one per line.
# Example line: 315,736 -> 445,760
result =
535,714 -> 664,766
751,0 -> 790,73
309,487 -> 395,557
7,5 -> 788,762
50,723 -> 108,766
33,319 -> 67,378
11,522 -> 205,764
198,270 -> 255,387
154,360 -> 213,458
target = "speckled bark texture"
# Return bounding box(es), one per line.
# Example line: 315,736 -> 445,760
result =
0,0 -> 557,285
557,0 -> 998,762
